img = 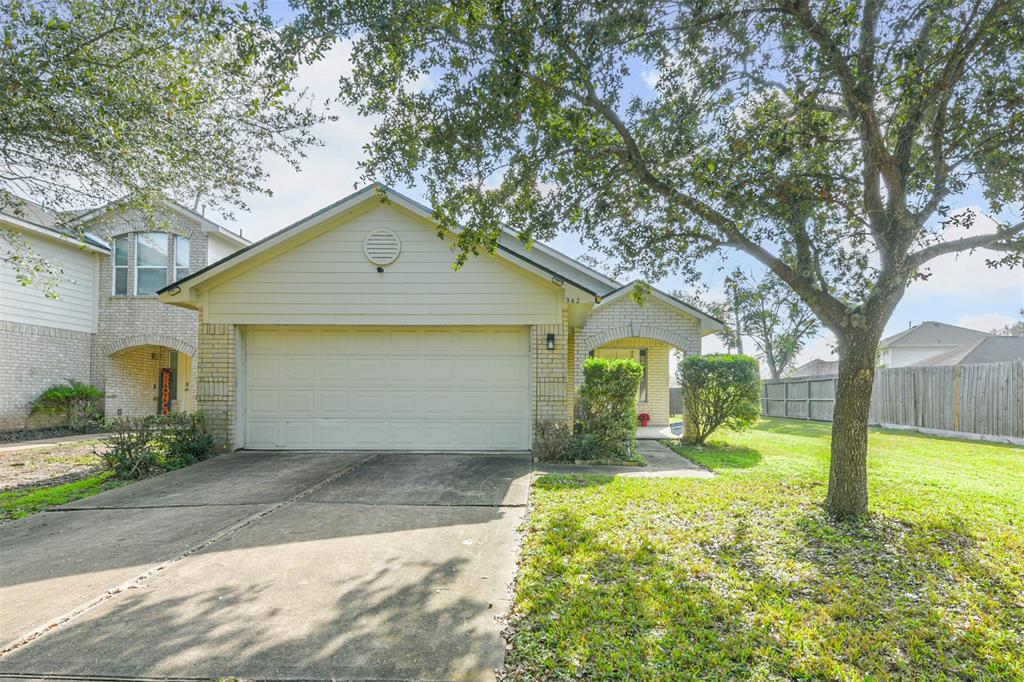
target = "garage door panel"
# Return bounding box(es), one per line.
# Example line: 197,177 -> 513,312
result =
247,389 -> 280,415
493,390 -> 527,413
350,389 -> 386,416
456,390 -> 492,415
247,358 -> 280,384
281,390 -> 315,416
243,327 -> 529,450
283,421 -> 315,448
247,422 -> 278,448
317,358 -> 350,381
422,359 -> 455,382
349,358 -> 385,383
248,329 -> 283,354
281,357 -> 316,382
387,358 -> 420,384
316,390 -> 350,416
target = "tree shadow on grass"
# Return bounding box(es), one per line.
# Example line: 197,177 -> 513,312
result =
752,417 -> 832,438
675,443 -> 763,469
504,496 -> 1024,680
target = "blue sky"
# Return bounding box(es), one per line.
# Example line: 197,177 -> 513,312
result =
211,36 -> 1024,365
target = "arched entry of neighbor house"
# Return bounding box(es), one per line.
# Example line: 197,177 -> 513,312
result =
577,324 -> 694,428
102,335 -> 197,418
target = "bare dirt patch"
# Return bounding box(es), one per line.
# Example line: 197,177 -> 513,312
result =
0,441 -> 107,492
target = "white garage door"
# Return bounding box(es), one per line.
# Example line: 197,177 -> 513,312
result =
243,327 -> 531,450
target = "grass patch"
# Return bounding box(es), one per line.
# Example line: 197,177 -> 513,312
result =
503,418 -> 1024,680
1,472 -> 123,521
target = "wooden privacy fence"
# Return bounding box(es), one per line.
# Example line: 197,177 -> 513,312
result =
762,375 -> 837,421
761,361 -> 1024,439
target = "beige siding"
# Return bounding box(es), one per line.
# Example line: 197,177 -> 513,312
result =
0,230 -> 98,333
207,233 -> 237,264
203,204 -> 562,326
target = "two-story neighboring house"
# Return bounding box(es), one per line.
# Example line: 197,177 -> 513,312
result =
0,198 -> 248,430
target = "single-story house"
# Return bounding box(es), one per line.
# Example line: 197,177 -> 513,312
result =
159,185 -> 722,451
878,321 -> 990,367
910,335 -> 1024,366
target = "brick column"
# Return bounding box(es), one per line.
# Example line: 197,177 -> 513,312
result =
530,308 -> 570,442
197,315 -> 238,451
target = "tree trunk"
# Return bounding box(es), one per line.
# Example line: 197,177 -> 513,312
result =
825,327 -> 882,519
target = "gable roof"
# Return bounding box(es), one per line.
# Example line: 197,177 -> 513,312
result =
879,321 -> 990,349
158,184 -> 623,296
0,195 -> 109,252
593,280 -> 724,332
72,197 -> 250,247
788,358 -> 839,377
911,336 -> 1024,366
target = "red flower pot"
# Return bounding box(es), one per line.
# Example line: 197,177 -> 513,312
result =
638,413 -> 651,427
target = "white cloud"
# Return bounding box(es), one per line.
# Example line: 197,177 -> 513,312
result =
906,209 -> 1024,298
957,312 -> 1016,333
641,69 -> 660,90
209,41 -> 380,241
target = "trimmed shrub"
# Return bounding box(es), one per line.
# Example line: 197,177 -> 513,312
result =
29,380 -> 104,431
678,354 -> 761,445
98,412 -> 216,480
533,420 -> 573,462
100,416 -> 163,480
577,357 -> 645,460
159,412 -> 216,469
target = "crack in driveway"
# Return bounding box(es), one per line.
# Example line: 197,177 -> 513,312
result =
0,453 -> 381,658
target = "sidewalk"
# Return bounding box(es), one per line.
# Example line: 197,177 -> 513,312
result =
534,439 -> 713,479
0,433 -> 109,454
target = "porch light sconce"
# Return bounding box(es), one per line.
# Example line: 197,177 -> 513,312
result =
546,333 -> 556,350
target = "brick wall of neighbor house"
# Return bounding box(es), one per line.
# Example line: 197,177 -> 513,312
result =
90,208 -> 205,415
104,345 -> 173,418
0,321 -> 93,430
196,317 -> 238,450
531,308 -> 571,436
574,295 -> 701,425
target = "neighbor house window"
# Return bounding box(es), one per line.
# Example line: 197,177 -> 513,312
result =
113,236 -> 130,295
135,232 -> 168,295
639,349 -> 648,403
174,235 -> 190,281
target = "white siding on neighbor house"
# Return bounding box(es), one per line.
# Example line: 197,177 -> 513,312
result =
0,229 -> 98,333
885,346 -> 954,367
202,204 -> 562,326
207,233 -> 238,265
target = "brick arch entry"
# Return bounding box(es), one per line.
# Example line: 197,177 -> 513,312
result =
577,324 -> 693,358
102,334 -> 197,358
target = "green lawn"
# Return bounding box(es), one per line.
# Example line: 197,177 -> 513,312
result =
1,472 -> 122,521
504,418 -> 1024,680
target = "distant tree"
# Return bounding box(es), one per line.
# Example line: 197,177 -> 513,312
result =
1,0 -> 322,294
282,0 -> 1024,518
735,272 -> 820,379
991,309 -> 1024,336
682,271 -> 820,378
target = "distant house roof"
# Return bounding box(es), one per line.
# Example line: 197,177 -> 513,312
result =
911,336 -> 1024,366
879,321 -> 990,349
788,358 -> 839,377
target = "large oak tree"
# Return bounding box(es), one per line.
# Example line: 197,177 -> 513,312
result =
282,0 -> 1024,517
1,0 -> 321,290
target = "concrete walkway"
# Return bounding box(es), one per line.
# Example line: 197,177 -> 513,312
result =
0,450 -> 530,681
535,439 -> 712,479
0,432 -> 108,454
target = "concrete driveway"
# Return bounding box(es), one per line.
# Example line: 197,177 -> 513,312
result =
0,450 -> 531,681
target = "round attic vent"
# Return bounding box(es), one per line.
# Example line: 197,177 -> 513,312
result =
363,229 -> 401,266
